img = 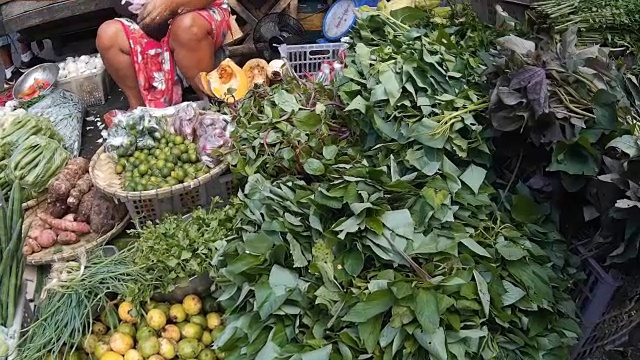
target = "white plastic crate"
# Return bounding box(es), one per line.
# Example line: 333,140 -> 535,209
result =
279,43 -> 347,78
57,68 -> 112,107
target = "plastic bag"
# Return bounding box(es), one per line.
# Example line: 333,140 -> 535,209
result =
196,111 -> 233,167
28,88 -> 85,156
171,102 -> 199,141
105,126 -> 137,157
104,108 -> 168,156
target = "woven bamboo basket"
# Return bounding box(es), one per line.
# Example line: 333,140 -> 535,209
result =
89,146 -> 233,226
24,201 -> 130,265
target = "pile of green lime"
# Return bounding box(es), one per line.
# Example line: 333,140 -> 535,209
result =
115,134 -> 210,192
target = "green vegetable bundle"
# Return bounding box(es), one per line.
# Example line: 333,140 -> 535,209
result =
124,204 -> 241,304
7,135 -> 70,195
0,114 -> 62,151
20,250 -> 148,360
0,182 -> 25,329
532,0 -> 640,49
205,7 -> 580,360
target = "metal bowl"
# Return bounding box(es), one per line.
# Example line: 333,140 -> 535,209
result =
12,63 -> 59,101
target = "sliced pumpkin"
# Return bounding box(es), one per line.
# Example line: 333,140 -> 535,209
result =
243,58 -> 270,87
196,59 -> 248,103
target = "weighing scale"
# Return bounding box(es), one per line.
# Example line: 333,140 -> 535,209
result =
322,0 -> 358,41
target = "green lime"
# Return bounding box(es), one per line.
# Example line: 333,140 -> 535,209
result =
184,176 -> 194,183
143,149 -> 150,155
156,159 -> 166,169
133,150 -> 142,159
167,155 -> 178,164
125,183 -> 135,192
160,168 -> 171,178
180,153 -> 190,163
139,164 -> 149,176
174,135 -> 185,145
188,153 -> 199,163
172,169 -> 186,182
132,159 -> 140,167
115,164 -> 124,174
157,152 -> 167,161
135,183 -> 145,192
197,170 -> 209,178
133,169 -> 140,177
168,178 -> 179,186
166,162 -> 175,171
171,147 -> 182,157
160,138 -> 168,146
154,148 -> 163,157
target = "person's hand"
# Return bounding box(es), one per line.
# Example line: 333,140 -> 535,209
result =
137,0 -> 179,29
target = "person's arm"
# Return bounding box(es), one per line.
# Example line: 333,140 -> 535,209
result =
138,0 -> 212,28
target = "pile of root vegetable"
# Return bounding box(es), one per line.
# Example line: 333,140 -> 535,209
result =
24,158 -> 127,256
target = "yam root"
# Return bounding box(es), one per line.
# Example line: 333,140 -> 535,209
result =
67,174 -> 93,210
76,189 -> 97,223
44,200 -> 69,219
36,229 -> 57,248
37,213 -> 91,234
26,237 -> 42,253
89,192 -> 127,235
47,157 -> 90,201
57,232 -> 80,245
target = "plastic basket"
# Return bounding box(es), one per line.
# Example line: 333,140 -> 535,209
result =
279,43 -> 347,78
571,246 -> 624,359
57,68 -> 111,107
90,146 -> 234,227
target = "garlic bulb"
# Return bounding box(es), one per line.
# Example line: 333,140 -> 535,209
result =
268,59 -> 285,81
78,55 -> 90,64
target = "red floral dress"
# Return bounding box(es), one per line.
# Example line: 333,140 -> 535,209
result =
115,0 -> 230,108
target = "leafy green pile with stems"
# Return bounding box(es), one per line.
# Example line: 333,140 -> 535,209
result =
204,6 -> 581,360
19,250 -> 148,360
531,0 -> 640,50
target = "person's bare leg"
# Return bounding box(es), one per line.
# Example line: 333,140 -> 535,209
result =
0,44 -> 13,69
96,20 -> 144,109
169,12 -> 217,99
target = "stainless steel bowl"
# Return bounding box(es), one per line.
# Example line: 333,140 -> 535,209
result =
12,63 -> 59,101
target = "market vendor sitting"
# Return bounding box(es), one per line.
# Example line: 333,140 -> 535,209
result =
97,0 -> 230,109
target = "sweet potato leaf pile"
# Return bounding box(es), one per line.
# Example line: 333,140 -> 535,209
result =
204,7 -> 581,360
483,23 -> 640,267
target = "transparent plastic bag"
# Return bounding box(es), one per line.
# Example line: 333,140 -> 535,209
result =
171,102 -> 199,141
196,112 -> 233,168
196,112 -> 232,138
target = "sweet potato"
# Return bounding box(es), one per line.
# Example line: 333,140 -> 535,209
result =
76,189 -> 97,223
89,192 -> 127,235
57,232 -> 80,245
27,218 -> 49,239
37,213 -> 91,234
36,229 -> 57,248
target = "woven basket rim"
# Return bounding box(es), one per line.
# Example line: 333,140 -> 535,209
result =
89,146 -> 229,202
25,214 -> 130,265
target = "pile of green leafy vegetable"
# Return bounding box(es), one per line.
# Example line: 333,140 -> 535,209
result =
483,23 -> 640,266
531,0 -> 640,50
124,203 -> 241,303
205,6 -> 581,360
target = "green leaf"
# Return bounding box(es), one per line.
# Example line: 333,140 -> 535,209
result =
592,89 -> 617,130
379,65 -> 401,105
607,135 -> 640,157
345,95 -> 369,114
323,145 -> 339,160
359,315 -> 383,353
422,188 -> 449,210
405,147 -> 442,175
256,342 -> 281,360
496,241 -> 527,260
343,249 -> 364,276
414,289 -> 440,333
381,209 -> 414,238
304,159 -> 326,175
224,254 -> 263,275
460,164 -> 487,194
244,232 -> 275,255
460,238 -> 491,257
274,90 -> 300,112
342,289 -> 395,323
511,195 -> 546,223
289,236 -> 309,268
294,111 -> 322,131
474,270 -> 490,317
300,345 -> 332,360
269,264 -> 299,296
414,327 -> 448,360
